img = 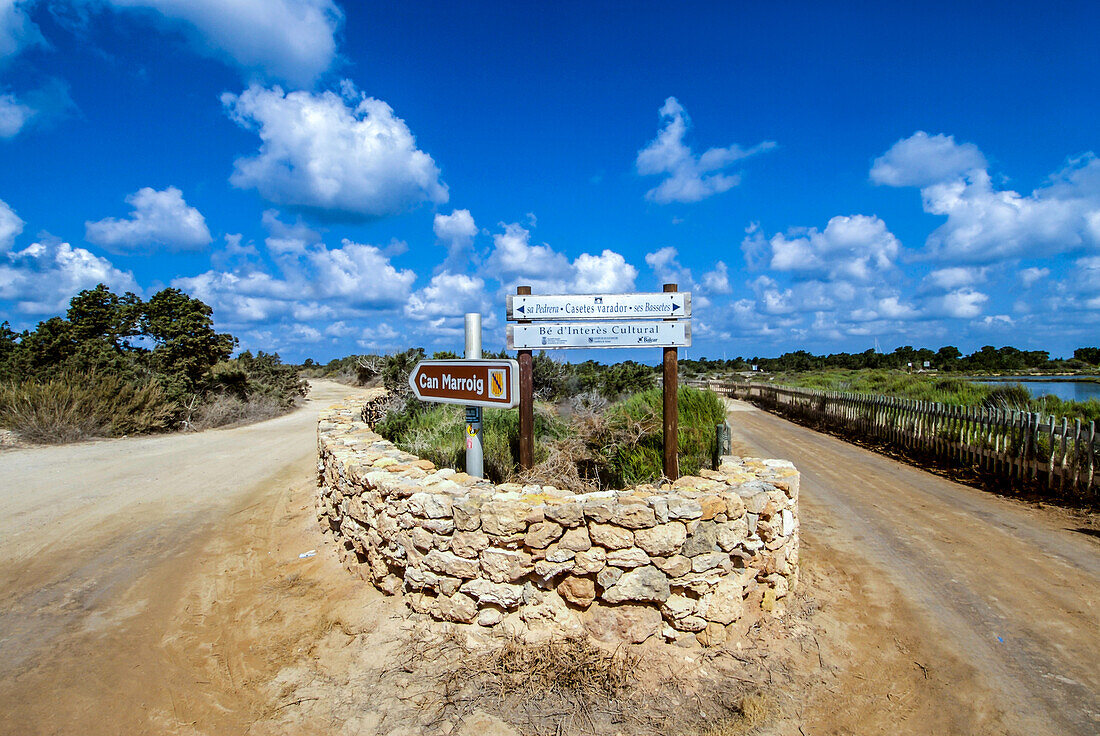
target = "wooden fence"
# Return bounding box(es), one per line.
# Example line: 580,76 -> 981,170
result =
703,382 -> 1098,498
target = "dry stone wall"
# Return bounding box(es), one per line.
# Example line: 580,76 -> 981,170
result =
318,400 -> 800,646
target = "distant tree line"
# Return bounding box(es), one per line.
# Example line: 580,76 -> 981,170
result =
680,344 -> 1100,376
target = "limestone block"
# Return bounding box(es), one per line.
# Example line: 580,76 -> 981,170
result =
477,607 -> 504,627
582,497 -> 616,523
573,547 -> 606,574
420,517 -> 455,535
438,575 -> 462,596
699,577 -> 744,625
588,523 -> 633,549
451,530 -> 490,558
479,548 -> 534,583
438,592 -> 478,623
606,547 -> 650,568
556,575 -> 596,608
460,578 -> 524,608
716,518 -> 749,551
596,565 -> 622,590
524,521 -> 564,549
660,593 -> 696,620
601,565 -> 671,604
424,549 -> 480,579
674,615 -> 707,633
559,526 -> 592,552
452,500 -> 481,531
696,621 -> 727,647
545,546 -> 575,563
647,496 -> 669,524
699,495 -> 725,521
545,502 -> 583,527
634,522 -> 687,556
610,504 -> 657,529
411,527 -> 435,552
682,521 -> 720,557
534,559 -> 573,580
781,509 -> 795,537
651,554 -> 691,577
481,501 -> 529,536
666,497 -> 703,520
408,492 -> 452,519
691,552 -> 729,573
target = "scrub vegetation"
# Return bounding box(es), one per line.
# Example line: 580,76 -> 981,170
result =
0,283 -> 307,443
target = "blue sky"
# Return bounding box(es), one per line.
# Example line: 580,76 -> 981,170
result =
1,1 -> 1098,363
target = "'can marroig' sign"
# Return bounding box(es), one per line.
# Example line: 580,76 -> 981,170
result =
408,359 -> 519,408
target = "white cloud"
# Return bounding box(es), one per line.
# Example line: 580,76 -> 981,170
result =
0,238 -> 137,314
0,0 -> 44,62
573,250 -> 637,293
175,216 -> 416,327
0,92 -> 33,137
870,131 -> 986,188
0,196 -> 22,251
924,266 -> 986,290
223,83 -> 448,220
405,271 -> 490,334
702,261 -> 731,293
636,96 -> 775,204
1018,267 -> 1049,288
102,0 -> 342,87
874,132 -> 1100,263
933,288 -> 988,319
433,209 -> 477,271
485,222 -> 636,295
85,186 -> 212,251
645,246 -> 693,288
744,215 -> 901,282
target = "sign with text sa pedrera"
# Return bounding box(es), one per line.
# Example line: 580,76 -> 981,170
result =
507,320 -> 691,349
507,292 -> 690,321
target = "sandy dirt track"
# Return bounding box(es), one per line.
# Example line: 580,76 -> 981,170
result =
725,399 -> 1100,735
0,387 -> 1096,735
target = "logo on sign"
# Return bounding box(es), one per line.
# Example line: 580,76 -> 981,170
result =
489,369 -> 505,398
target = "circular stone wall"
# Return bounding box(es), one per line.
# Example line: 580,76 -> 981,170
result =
317,400 -> 799,646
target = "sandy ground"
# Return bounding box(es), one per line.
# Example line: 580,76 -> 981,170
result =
0,389 -> 1096,735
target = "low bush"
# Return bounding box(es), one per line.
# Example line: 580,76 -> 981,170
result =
377,384 -> 726,489
0,373 -> 176,443
188,393 -> 289,431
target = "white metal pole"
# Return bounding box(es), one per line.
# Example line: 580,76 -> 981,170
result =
464,313 -> 484,478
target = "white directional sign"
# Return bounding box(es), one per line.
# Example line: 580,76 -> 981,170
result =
507,292 -> 690,321
507,320 -> 691,349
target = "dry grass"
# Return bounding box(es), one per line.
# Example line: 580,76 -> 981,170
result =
189,393 -> 291,430
376,626 -> 776,736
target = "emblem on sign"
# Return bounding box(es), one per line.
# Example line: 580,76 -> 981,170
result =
489,369 -> 505,399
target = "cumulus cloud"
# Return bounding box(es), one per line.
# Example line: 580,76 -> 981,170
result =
0,92 -> 32,137
405,271 -> 491,334
1018,267 -> 1049,288
0,196 -> 23,251
433,209 -> 477,271
223,83 -> 447,220
874,132 -> 1100,263
702,261 -> 731,293
101,0 -> 342,87
636,97 -> 775,204
924,266 -> 986,290
742,215 -> 901,282
0,0 -> 44,62
1,238 -> 137,314
485,222 -> 636,294
932,288 -> 988,319
176,213 -> 415,327
85,186 -> 212,251
870,131 -> 986,188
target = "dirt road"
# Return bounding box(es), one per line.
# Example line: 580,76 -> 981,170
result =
1,385 -> 1096,735
725,399 -> 1100,735
0,380 -> 376,733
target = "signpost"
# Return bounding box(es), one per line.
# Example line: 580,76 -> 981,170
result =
507,320 -> 691,350
508,284 -> 691,480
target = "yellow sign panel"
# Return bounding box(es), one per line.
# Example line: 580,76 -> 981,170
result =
489,369 -> 505,399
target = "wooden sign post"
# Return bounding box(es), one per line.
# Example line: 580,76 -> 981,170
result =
506,284 -> 690,480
